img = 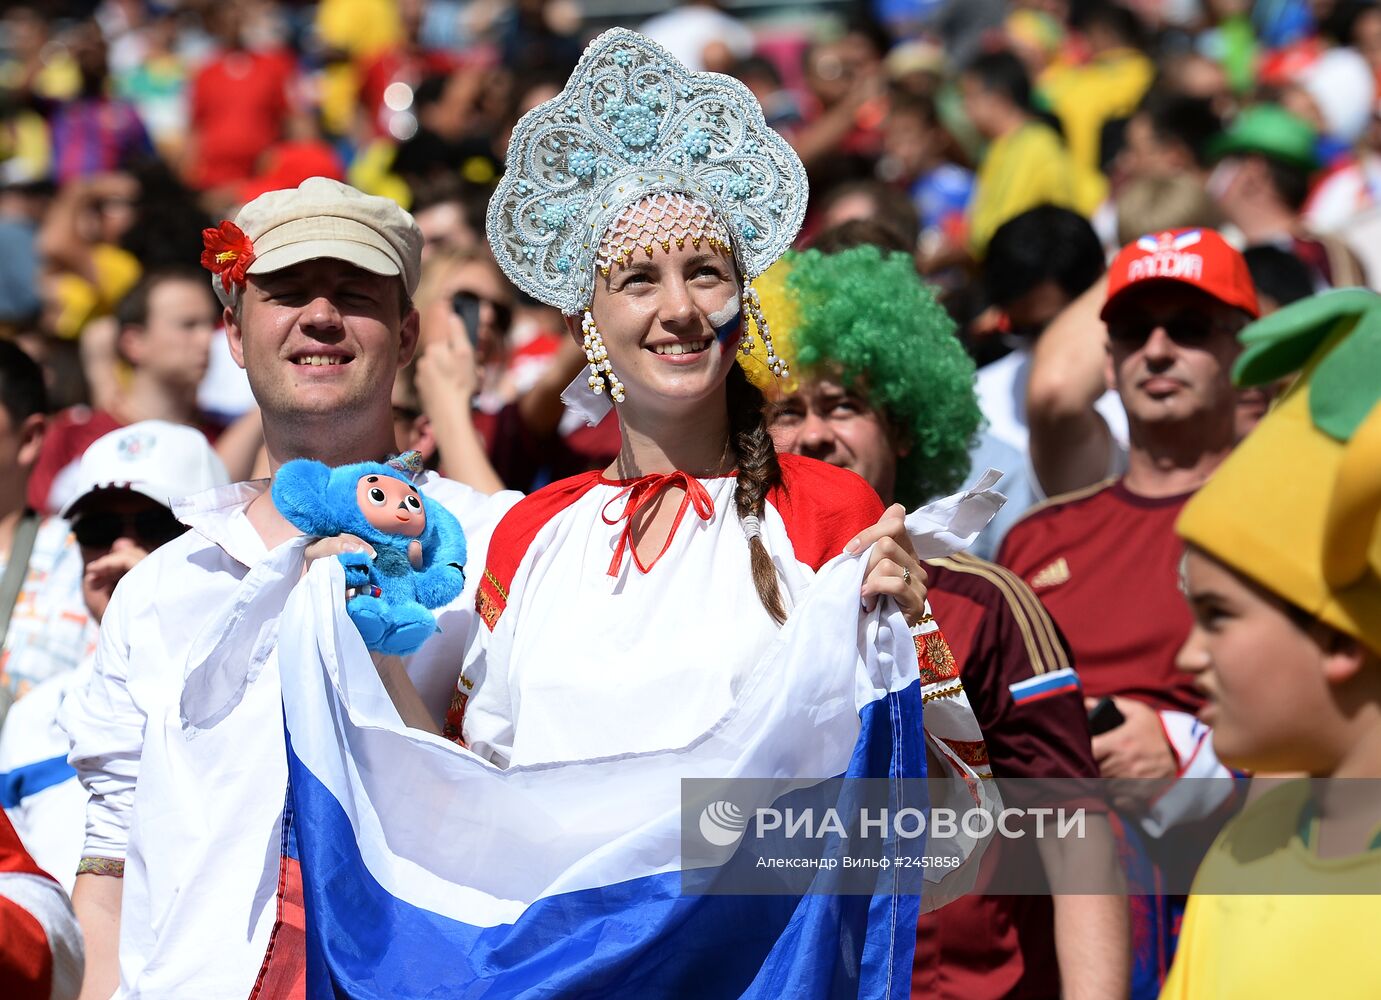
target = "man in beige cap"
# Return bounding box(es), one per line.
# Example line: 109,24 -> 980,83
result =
62,178 -> 520,999
211,176 -> 423,471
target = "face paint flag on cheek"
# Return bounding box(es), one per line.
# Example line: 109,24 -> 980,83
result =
709,294 -> 743,353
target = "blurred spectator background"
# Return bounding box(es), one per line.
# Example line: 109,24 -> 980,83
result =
0,0 -> 1375,732
1,3 -> 1380,995
0,0 -> 1374,510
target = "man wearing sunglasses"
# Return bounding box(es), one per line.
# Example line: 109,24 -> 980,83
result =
1001,229 -> 1258,998
59,423 -> 227,623
0,421 -> 226,896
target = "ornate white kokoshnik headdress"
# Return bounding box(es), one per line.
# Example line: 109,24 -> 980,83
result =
486,27 -> 807,417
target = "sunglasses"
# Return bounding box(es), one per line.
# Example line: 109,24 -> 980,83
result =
452,291 -> 513,334
1106,312 -> 1240,348
72,509 -> 188,550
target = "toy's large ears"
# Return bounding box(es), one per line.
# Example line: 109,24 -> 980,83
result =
271,459 -> 336,536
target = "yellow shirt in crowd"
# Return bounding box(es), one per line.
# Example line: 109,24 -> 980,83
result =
966,120 -> 1106,257
1161,780 -> 1381,999
0,110 -> 52,184
314,0 -> 404,136
1039,47 -> 1154,175
52,244 -> 141,340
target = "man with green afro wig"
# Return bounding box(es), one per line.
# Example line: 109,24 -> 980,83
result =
745,243 -> 982,507
754,238 -> 1131,998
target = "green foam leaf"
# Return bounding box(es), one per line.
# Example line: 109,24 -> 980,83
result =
1233,287 -> 1377,388
1310,306 -> 1381,442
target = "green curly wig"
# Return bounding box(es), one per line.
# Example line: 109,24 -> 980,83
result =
780,245 -> 982,506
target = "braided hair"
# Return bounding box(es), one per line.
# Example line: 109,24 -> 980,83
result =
725,362 -> 787,625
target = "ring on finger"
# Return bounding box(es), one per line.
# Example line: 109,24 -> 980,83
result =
902,566 -> 911,586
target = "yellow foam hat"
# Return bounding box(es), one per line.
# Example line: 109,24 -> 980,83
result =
1177,288 -> 1381,654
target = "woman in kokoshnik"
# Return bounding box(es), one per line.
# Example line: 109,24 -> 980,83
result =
374,29 -> 981,778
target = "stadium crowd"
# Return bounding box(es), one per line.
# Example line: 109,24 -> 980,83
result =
1,0 -> 1380,998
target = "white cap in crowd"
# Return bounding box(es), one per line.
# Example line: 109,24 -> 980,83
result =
59,420 -> 230,519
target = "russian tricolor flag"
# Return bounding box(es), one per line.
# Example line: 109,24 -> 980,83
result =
1008,668 -> 1082,707
277,521 -> 997,998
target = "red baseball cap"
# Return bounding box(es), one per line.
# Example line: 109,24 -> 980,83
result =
238,141 -> 346,204
1100,228 -> 1260,321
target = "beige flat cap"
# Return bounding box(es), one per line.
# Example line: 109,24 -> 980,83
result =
214,177 -> 422,307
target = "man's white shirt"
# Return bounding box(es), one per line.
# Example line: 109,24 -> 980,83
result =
61,475 -> 519,999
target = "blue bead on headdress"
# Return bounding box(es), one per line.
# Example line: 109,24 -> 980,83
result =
485,27 -> 808,315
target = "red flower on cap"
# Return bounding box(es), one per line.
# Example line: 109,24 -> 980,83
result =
201,221 -> 255,294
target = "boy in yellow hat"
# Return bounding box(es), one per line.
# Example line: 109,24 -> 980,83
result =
1164,288 -> 1381,997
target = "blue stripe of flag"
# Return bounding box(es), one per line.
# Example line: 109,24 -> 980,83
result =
287,680 -> 926,999
0,755 -> 77,809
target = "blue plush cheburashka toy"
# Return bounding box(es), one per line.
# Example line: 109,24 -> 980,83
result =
272,454 -> 467,655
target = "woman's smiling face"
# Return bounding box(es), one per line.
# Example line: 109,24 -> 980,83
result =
583,199 -> 744,418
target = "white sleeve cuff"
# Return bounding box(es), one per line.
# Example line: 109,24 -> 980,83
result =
79,785 -> 133,861
1140,710 -> 1234,838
